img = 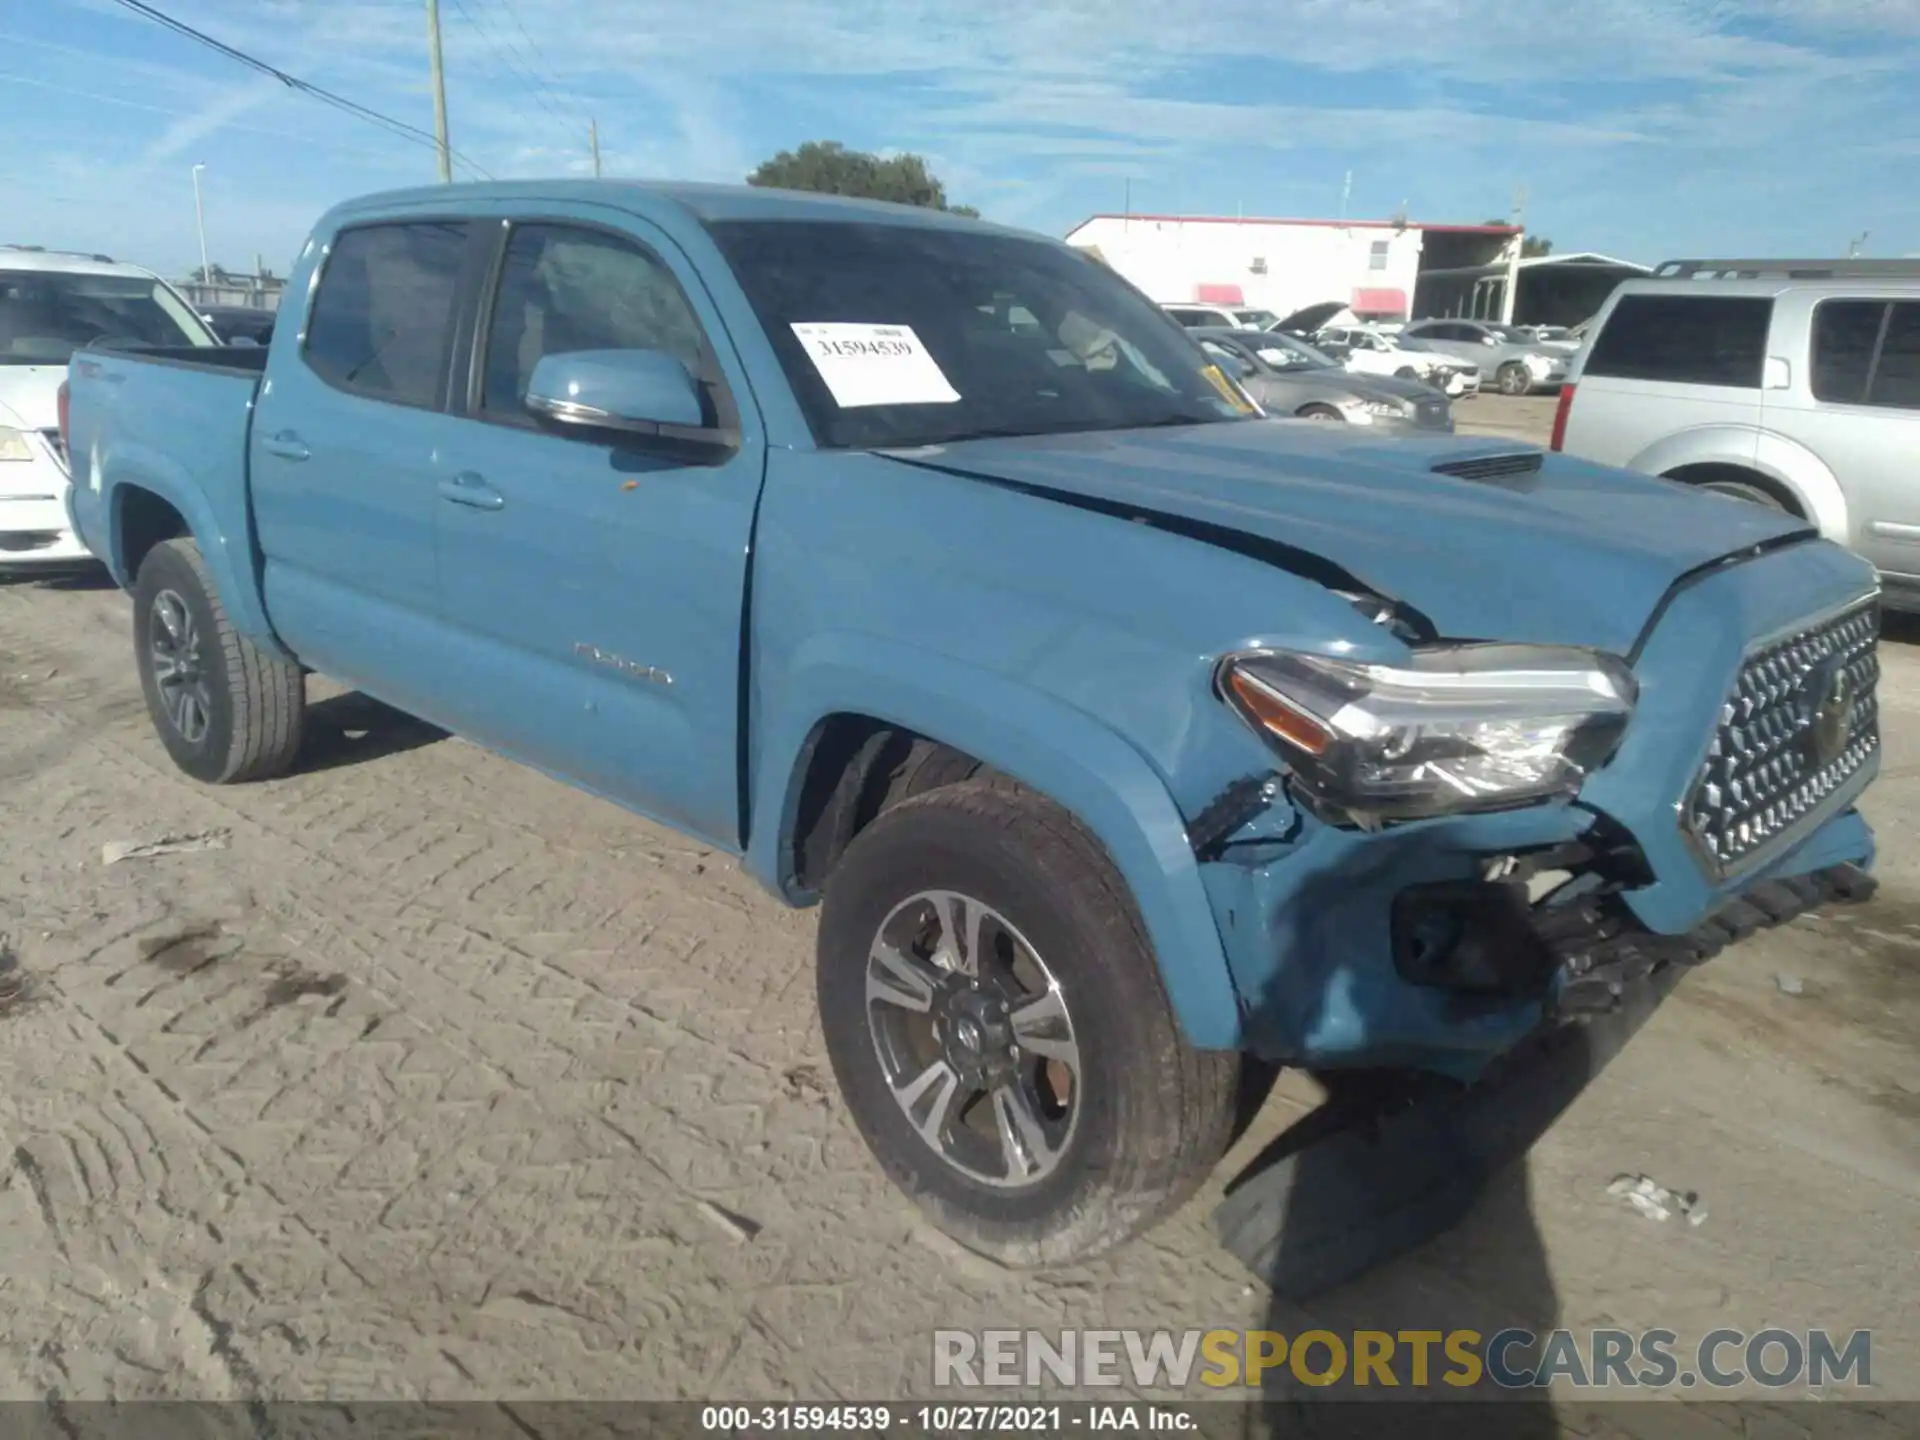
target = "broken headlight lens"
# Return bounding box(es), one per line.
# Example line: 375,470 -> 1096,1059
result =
1218,644 -> 1636,827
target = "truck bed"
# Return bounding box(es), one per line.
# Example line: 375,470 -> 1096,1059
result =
64,343 -> 267,580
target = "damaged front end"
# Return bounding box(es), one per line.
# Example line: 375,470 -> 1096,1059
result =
1192,544 -> 1884,1081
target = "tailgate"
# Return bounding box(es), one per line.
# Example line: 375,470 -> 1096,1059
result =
64,346 -> 262,574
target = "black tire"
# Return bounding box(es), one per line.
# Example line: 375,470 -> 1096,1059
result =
1297,404 -> 1344,422
1496,361 -> 1532,396
132,538 -> 305,784
1394,366 -> 1420,380
817,776 -> 1239,1267
1697,477 -> 1787,510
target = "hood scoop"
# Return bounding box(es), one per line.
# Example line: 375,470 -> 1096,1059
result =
1431,451 -> 1544,487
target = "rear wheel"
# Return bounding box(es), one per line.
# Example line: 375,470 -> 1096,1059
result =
1496,362 -> 1532,396
816,777 -> 1238,1266
132,538 -> 305,784
1297,404 -> 1345,422
1698,477 -> 1787,510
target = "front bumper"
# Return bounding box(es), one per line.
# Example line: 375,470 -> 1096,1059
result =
1197,538 -> 1882,1079
0,444 -> 91,570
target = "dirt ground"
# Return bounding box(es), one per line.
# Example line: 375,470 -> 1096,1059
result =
0,403 -> 1915,1425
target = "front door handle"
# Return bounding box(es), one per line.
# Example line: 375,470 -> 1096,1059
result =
260,429 -> 309,462
438,471 -> 505,510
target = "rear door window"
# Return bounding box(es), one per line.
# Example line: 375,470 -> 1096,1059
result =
1585,294 -> 1773,388
1868,302 -> 1920,410
1810,300 -> 1885,404
304,220 -> 470,408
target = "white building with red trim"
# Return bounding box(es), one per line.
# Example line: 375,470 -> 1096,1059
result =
1065,212 -> 1525,324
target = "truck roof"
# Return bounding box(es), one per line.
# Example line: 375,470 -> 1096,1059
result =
0,246 -> 154,278
323,178 -> 1023,237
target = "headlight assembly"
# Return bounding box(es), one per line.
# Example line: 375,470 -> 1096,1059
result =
1217,644 -> 1637,828
0,426 -> 34,462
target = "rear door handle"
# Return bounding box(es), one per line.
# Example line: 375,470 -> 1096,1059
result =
438,471 -> 505,510
260,429 -> 310,462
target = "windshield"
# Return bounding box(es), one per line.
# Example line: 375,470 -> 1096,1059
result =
1233,309 -> 1279,328
704,220 -> 1257,448
0,270 -> 213,366
1245,331 -> 1340,371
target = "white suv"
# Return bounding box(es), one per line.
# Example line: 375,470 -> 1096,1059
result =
1,245 -> 217,573
1554,258 -> 1920,609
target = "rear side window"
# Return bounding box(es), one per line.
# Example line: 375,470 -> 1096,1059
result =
304,220 -> 470,408
1586,294 -> 1773,388
1809,299 -> 1920,410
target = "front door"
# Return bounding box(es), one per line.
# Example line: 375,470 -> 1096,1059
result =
431,213 -> 765,848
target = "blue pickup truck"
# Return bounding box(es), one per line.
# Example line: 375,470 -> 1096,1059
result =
62,181 -> 1884,1269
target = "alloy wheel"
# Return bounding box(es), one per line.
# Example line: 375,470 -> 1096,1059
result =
863,889 -> 1081,1188
148,588 -> 212,744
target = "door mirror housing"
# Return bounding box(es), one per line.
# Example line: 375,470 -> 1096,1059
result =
525,348 -> 705,434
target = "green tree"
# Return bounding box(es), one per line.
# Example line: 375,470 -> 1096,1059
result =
1485,221 -> 1552,257
748,141 -> 978,217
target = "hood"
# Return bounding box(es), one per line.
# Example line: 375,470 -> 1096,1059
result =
1249,368 -> 1440,406
0,364 -> 63,429
878,421 -> 1814,655
1269,300 -> 1347,334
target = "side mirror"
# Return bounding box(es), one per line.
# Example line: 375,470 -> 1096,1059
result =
525,348 -> 704,434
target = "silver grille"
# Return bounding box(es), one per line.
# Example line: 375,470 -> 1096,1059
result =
1683,599 -> 1880,873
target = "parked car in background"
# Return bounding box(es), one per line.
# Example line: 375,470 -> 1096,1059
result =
1193,327 -> 1455,433
199,304 -> 276,347
1554,257 -> 1920,610
2,244 -> 217,572
63,183 -> 1885,1275
1513,324 -> 1582,354
1399,318 -> 1570,395
1315,324 -> 1481,397
1163,303 -> 1280,331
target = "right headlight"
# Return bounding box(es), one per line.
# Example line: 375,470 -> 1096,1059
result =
1217,644 -> 1637,828
0,426 -> 34,462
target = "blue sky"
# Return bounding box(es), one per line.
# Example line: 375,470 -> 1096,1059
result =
3,0 -> 1917,280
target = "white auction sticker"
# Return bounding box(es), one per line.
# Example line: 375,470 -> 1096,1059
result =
790,322 -> 961,408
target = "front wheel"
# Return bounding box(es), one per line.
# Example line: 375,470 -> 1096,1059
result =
816,777 -> 1239,1267
1297,404 -> 1345,422
1496,362 -> 1533,396
132,538 -> 305,784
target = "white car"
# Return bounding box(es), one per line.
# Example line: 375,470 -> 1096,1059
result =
1314,324 -> 1482,398
1162,303 -> 1281,331
1,246 -> 218,573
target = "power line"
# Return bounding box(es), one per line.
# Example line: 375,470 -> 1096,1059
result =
0,69 -> 433,164
103,0 -> 493,179
445,0 -> 571,139
484,0 -> 594,128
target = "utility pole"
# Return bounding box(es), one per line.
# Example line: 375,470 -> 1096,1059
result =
590,117 -> 602,178
191,162 -> 210,290
1501,183 -> 1527,325
425,0 -> 452,183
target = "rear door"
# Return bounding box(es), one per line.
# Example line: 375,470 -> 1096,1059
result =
249,215 -> 486,709
1765,293 -> 1920,578
1561,292 -> 1770,473
429,210 -> 765,847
